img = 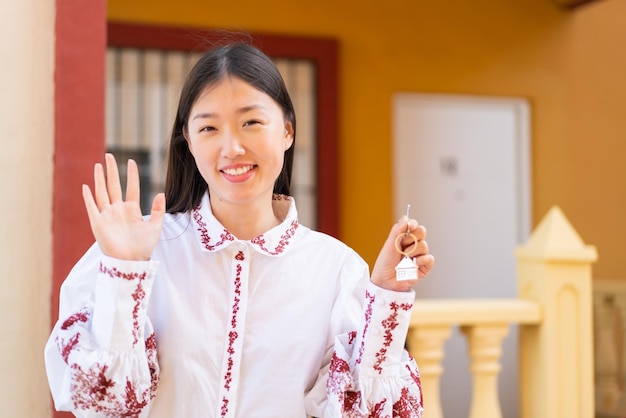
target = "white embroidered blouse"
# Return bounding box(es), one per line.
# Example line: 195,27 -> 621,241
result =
45,194 -> 423,418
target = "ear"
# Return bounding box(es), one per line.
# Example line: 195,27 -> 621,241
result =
183,127 -> 192,152
284,121 -> 294,150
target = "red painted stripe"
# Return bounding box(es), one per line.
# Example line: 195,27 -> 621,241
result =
53,1 -> 106,414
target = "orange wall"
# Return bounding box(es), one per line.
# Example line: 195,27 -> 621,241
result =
566,1 -> 626,280
108,0 -> 626,279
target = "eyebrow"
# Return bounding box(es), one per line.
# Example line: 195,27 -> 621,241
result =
191,104 -> 268,121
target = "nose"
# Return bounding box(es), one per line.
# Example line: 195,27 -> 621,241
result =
221,130 -> 245,158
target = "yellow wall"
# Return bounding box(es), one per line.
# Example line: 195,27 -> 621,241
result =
108,0 -> 626,279
0,0 -> 54,416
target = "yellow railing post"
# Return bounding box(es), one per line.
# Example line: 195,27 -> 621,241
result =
515,206 -> 597,418
406,325 -> 451,418
460,324 -> 510,418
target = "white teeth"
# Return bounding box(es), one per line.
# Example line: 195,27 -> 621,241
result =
223,165 -> 253,176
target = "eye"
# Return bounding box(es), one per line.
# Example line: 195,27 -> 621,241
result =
199,126 -> 217,133
243,120 -> 261,127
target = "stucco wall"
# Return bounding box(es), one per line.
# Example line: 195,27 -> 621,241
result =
0,0 -> 54,416
106,0 -> 626,280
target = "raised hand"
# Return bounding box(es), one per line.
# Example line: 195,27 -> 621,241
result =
82,153 -> 166,261
370,216 -> 434,292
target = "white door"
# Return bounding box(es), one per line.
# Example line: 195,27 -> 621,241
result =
393,93 -> 531,418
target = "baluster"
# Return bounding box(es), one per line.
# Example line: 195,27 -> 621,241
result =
594,293 -> 623,413
460,324 -> 509,418
406,325 -> 451,418
613,292 -> 626,413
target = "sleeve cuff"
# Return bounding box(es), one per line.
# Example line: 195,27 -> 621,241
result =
92,255 -> 159,350
355,282 -> 415,377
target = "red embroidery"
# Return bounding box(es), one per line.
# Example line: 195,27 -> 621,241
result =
344,391 -> 362,414
342,391 -> 393,418
192,195 -> 297,255
57,308 -> 92,363
224,331 -> 237,390
62,327 -> 159,417
100,263 -> 149,347
69,363 -> 152,417
99,263 -> 147,282
57,333 -> 81,363
392,387 -> 422,416
192,209 -> 234,251
272,194 -> 291,201
250,220 -> 298,255
369,398 -> 388,416
326,296 -> 421,417
406,364 -> 421,388
122,379 -> 150,416
221,397 -> 229,416
57,282 -> 159,416
357,291 -> 376,365
373,301 -> 413,374
130,279 -> 146,346
327,349 -> 422,417
70,363 -> 114,409
327,352 -> 351,396
146,333 -> 160,395
61,308 -> 90,330
221,259 -> 243,416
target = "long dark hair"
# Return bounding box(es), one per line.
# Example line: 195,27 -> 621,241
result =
164,42 -> 297,214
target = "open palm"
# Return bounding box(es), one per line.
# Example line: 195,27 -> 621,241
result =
82,153 -> 165,261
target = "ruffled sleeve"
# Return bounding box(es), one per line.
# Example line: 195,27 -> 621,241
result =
326,283 -> 422,417
305,255 -> 423,418
44,245 -> 160,418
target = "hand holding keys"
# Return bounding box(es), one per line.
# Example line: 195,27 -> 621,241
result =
394,204 -> 418,281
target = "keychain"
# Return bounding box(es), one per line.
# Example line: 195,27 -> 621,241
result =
394,204 -> 419,281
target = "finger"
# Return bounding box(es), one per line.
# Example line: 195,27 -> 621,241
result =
82,184 -> 100,229
415,254 -> 435,278
407,239 -> 429,257
414,222 -> 426,235
396,216 -> 425,238
403,240 -> 428,261
125,159 -> 140,203
397,233 -> 415,251
105,153 -> 123,203
148,193 -> 166,227
93,162 -> 110,210
389,215 -> 411,243
418,237 -> 428,252
408,220 -> 426,240
397,215 -> 411,234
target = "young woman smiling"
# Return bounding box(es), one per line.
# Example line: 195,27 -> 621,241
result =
45,42 -> 434,418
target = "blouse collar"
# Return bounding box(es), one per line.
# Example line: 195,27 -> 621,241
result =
190,193 -> 300,257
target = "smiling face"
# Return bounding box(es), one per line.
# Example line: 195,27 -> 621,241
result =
184,76 -> 294,211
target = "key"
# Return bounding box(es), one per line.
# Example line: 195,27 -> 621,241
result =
395,204 -> 418,281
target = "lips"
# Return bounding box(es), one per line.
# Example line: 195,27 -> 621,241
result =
221,164 -> 255,176
220,164 -> 257,183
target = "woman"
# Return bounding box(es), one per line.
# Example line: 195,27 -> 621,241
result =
45,42 -> 434,418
